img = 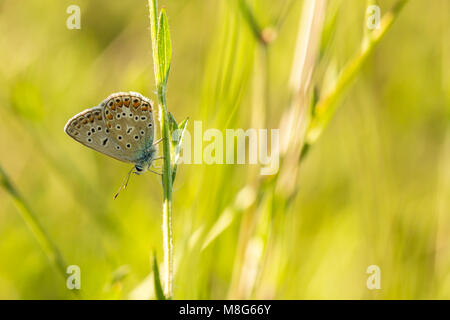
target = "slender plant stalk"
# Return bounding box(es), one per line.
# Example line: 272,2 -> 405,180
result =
306,0 -> 410,145
227,0 -> 409,298
158,90 -> 173,299
0,165 -> 68,280
149,0 -> 174,299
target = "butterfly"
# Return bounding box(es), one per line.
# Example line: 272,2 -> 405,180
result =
64,91 -> 163,198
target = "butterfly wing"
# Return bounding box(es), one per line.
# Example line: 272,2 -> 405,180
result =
102,92 -> 155,160
64,106 -> 136,163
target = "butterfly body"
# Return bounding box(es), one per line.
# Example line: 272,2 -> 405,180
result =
133,145 -> 158,174
64,92 -> 158,174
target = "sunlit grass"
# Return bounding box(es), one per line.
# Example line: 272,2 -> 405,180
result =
0,0 -> 448,299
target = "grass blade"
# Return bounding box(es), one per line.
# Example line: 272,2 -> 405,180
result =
152,252 -> 166,300
157,9 -> 172,89
0,164 -> 68,283
306,0 -> 410,145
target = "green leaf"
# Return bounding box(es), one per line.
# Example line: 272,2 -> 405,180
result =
170,117 -> 189,183
168,112 -> 178,134
152,251 -> 165,300
175,117 -> 189,158
237,0 -> 263,42
177,117 -> 189,131
174,118 -> 188,152
167,112 -> 179,165
149,0 -> 160,85
157,9 -> 172,89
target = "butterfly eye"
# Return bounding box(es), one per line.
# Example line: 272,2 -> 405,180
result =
135,166 -> 143,172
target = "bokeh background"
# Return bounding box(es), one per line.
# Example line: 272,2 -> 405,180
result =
0,0 -> 449,299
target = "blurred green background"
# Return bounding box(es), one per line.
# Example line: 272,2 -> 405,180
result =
0,0 -> 449,299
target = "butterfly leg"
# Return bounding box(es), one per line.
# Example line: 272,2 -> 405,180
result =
151,156 -> 164,169
152,137 -> 165,146
148,168 -> 163,176
114,167 -> 135,199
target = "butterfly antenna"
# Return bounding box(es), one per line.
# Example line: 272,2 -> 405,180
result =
114,167 -> 135,200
